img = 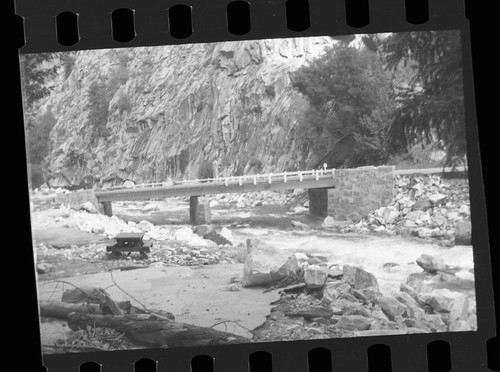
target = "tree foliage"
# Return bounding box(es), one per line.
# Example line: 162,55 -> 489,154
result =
20,53 -> 58,110
87,80 -> 109,129
380,30 -> 466,166
291,43 -> 395,168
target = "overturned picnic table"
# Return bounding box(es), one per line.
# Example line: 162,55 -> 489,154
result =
106,232 -> 152,259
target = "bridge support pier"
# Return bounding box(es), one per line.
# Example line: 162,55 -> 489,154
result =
101,201 -> 113,217
190,196 -> 212,225
189,196 -> 199,224
308,189 -> 328,218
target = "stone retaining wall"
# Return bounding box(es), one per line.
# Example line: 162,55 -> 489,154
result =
328,166 -> 395,221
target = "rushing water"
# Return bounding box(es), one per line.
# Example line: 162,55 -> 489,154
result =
112,198 -> 474,296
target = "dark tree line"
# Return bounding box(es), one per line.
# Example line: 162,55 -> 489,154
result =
292,30 -> 466,169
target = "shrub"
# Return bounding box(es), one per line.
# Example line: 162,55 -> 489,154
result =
198,161 -> 214,180
87,80 -> 109,128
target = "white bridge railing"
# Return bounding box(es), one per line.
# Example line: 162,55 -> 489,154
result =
103,168 -> 336,191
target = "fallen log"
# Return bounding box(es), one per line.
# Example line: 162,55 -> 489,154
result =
67,313 -> 251,348
39,300 -> 103,318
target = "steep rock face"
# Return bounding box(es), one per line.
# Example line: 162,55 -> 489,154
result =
43,37 -> 335,188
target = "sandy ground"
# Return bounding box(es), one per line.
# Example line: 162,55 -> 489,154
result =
38,264 -> 280,342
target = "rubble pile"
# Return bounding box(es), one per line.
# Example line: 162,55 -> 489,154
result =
330,175 -> 471,245
249,245 -> 476,341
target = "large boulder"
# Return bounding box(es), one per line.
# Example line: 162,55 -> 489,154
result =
242,239 -> 294,287
342,265 -> 379,292
448,294 -> 471,331
304,266 -> 327,288
382,207 -> 400,224
416,254 -> 446,274
376,296 -> 406,321
322,216 -> 336,229
272,254 -> 300,282
80,201 -> 98,214
336,315 -> 371,331
137,220 -> 154,232
429,194 -> 447,205
412,199 -> 433,211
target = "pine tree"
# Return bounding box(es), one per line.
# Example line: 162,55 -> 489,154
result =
381,30 -> 466,166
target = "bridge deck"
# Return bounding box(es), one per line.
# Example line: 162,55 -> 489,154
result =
95,170 -> 337,203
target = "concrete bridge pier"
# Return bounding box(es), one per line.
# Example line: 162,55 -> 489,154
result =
308,188 -> 328,218
189,196 -> 212,225
102,201 -> 113,217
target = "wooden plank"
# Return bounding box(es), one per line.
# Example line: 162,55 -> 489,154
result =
96,176 -> 337,202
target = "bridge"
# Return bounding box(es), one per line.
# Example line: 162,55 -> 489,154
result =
95,169 -> 338,223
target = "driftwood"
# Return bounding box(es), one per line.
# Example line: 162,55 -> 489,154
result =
39,300 -> 103,318
67,313 -> 251,348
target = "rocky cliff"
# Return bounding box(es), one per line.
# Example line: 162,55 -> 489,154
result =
39,37 -> 336,188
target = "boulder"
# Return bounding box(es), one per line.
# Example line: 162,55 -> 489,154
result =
337,300 -> 371,317
273,255 -> 300,281
322,216 -> 336,229
80,201 -> 98,214
458,204 -> 470,215
36,263 -> 54,274
357,286 -> 381,304
407,210 -> 424,221
431,214 -> 447,227
327,268 -> 344,278
195,224 -> 212,237
400,282 -> 421,303
241,239 -> 292,287
467,313 -> 477,330
137,220 -> 154,232
323,283 -> 339,303
416,228 -> 434,238
429,194 -> 447,205
393,290 -> 420,308
219,227 -> 233,243
412,199 -> 433,211
342,265 -> 379,292
336,315 -> 371,331
382,207 -> 400,224
454,221 -> 472,245
420,294 -> 451,313
286,307 -> 333,319
448,295 -> 470,330
293,206 -> 309,214
123,181 -> 135,188
376,296 -> 406,321
291,220 -> 310,230
304,266 -> 328,288
416,254 -> 446,274
204,230 -> 233,246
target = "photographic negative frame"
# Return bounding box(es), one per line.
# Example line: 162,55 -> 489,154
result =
10,0 -> 497,371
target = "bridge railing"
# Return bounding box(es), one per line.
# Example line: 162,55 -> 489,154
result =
102,168 -> 337,191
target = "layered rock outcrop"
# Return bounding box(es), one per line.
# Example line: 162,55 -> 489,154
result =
41,37 -> 336,188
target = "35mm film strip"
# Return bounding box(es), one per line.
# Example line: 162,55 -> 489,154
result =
12,0 -> 497,371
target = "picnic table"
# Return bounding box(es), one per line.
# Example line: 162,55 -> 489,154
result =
106,232 -> 152,259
